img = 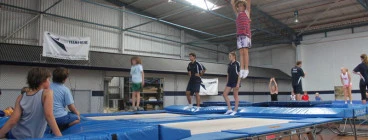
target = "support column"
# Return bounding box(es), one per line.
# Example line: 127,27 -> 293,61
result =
180,30 -> 185,59
119,6 -> 126,54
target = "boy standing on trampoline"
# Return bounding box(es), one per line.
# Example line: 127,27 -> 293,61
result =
184,53 -> 205,111
231,0 -> 252,79
130,56 -> 145,111
291,61 -> 306,100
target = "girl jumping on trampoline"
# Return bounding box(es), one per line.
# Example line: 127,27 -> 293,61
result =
269,77 -> 278,101
223,52 -> 241,116
353,54 -> 368,105
340,67 -> 353,104
130,56 -> 145,111
231,0 -> 252,79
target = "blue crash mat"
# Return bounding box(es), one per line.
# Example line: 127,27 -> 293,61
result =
237,107 -> 364,118
182,132 -> 249,140
222,123 -> 311,136
252,101 -> 332,107
52,120 -> 159,140
164,105 -> 228,114
0,117 -> 9,128
159,125 -> 191,140
289,118 -> 342,124
124,116 -> 204,124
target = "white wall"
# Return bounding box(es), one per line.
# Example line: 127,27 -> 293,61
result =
298,26 -> 368,100
0,0 -> 228,63
249,44 -> 296,75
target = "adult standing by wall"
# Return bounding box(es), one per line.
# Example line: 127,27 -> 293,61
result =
291,61 -> 306,100
184,53 -> 205,111
353,54 -> 368,105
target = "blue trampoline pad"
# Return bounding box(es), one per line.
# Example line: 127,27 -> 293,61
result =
289,118 -> 342,124
182,132 -> 249,140
222,123 -> 311,136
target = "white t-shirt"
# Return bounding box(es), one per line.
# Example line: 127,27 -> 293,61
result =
290,95 -> 296,101
130,64 -> 143,83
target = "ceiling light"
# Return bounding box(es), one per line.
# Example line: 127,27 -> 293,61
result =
168,0 -> 173,3
185,0 -> 218,10
294,10 -> 299,23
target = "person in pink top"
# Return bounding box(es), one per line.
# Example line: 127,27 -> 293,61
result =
231,0 -> 251,79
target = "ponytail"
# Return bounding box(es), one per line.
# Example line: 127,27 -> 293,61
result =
361,54 -> 368,65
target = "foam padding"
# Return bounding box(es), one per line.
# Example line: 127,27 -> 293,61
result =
193,114 -> 237,120
159,125 -> 191,140
201,101 -> 252,107
134,110 -> 167,114
182,132 -> 248,140
222,123 -> 311,136
81,112 -> 134,117
57,120 -> 158,140
237,107 -> 347,118
252,101 -> 332,107
0,117 -> 9,128
125,116 -> 204,124
164,105 -> 228,114
289,118 -> 342,124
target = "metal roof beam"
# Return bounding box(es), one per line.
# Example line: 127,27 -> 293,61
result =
84,0 -> 218,37
357,0 -> 368,11
125,6 -> 192,30
0,2 -> 229,54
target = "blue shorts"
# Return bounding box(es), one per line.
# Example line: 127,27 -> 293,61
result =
55,112 -> 79,131
6,130 -> 15,139
186,77 -> 202,95
226,82 -> 241,88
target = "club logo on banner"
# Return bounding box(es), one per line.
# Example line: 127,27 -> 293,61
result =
199,78 -> 218,95
42,31 -> 90,60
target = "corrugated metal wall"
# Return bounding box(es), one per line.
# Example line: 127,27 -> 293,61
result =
1,0 -> 228,63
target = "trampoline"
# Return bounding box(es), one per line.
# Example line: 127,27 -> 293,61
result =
1,101 -> 367,140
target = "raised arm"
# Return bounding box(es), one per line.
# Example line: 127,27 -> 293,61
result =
0,95 -> 22,138
273,78 -> 278,92
231,0 -> 238,14
246,0 -> 251,17
268,78 -> 272,93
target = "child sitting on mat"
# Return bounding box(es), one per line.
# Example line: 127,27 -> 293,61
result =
130,56 -> 145,111
0,68 -> 62,139
50,67 -> 80,131
231,0 -> 252,79
302,91 -> 309,101
315,92 -> 322,101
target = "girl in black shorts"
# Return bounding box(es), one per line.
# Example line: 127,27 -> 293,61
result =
353,54 -> 368,105
223,52 -> 241,116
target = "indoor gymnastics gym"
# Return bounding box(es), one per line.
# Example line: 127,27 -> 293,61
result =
0,0 -> 368,140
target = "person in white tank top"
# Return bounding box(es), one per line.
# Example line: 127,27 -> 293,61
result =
340,67 -> 353,104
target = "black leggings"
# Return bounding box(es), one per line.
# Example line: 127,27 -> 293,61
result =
359,80 -> 368,100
